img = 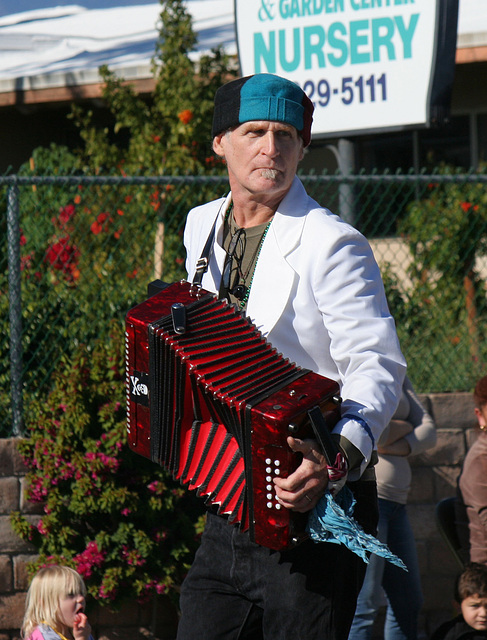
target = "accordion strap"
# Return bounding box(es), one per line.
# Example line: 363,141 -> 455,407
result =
192,200 -> 226,286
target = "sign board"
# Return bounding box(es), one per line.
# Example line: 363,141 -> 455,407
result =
235,0 -> 459,139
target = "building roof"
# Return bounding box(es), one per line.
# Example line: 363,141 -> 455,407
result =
0,0 -> 484,106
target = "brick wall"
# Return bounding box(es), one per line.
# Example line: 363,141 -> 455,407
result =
0,392 -> 477,639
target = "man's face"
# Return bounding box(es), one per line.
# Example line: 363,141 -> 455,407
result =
461,594 -> 487,631
213,120 -> 304,206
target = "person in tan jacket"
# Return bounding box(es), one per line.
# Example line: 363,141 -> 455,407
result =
459,375 -> 487,565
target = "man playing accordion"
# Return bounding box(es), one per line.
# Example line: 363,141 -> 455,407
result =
177,73 -> 406,640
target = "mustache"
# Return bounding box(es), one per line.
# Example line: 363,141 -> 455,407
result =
260,168 -> 279,179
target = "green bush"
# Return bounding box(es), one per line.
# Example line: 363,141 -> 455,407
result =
382,165 -> 487,392
11,322 -> 203,607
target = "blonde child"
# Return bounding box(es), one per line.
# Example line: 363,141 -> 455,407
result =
21,565 -> 94,640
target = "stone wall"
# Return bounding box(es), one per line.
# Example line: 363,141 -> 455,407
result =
0,439 -> 179,640
408,392 -> 477,638
0,392 -> 478,639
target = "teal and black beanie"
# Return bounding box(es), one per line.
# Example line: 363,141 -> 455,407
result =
212,74 -> 314,147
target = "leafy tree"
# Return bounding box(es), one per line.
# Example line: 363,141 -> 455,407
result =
69,0 -> 234,176
61,0 -> 234,291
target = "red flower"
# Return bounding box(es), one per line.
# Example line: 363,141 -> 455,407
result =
44,236 -> 80,282
178,109 -> 193,124
20,252 -> 34,272
60,203 -> 75,220
54,203 -> 77,230
90,212 -> 113,235
460,201 -> 472,212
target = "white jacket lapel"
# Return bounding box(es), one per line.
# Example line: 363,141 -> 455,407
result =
246,178 -> 307,336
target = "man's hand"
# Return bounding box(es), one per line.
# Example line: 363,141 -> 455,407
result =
273,437 -> 329,512
73,612 -> 92,640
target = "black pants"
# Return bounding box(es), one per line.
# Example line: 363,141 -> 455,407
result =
176,479 -> 378,640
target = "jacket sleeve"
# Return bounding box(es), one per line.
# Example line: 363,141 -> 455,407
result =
309,218 -> 406,474
402,376 -> 437,456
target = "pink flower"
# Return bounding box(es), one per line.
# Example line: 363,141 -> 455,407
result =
98,583 -> 117,600
29,481 -> 48,503
148,481 -> 162,494
37,519 -> 48,535
73,541 -> 106,578
121,546 -> 144,566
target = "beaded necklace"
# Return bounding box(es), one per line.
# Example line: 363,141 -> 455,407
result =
223,204 -> 273,309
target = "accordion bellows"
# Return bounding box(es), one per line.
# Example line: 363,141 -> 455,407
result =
125,280 -> 341,551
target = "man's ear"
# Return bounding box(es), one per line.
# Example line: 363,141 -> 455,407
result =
212,134 -> 225,158
475,407 -> 486,429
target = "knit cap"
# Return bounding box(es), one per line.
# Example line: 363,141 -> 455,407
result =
212,74 -> 314,147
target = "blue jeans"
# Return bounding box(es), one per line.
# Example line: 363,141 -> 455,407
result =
348,498 -> 423,640
177,479 -> 378,640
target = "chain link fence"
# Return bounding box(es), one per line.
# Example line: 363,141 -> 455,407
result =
2,171 -> 487,437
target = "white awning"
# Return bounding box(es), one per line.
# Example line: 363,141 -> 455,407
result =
0,1 -> 236,94
0,0 -> 483,96
457,0 -> 487,48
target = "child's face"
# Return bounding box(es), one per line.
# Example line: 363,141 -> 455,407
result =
461,594 -> 487,631
59,589 -> 86,629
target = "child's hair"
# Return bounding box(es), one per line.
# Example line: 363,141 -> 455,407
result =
455,562 -> 487,603
21,565 -> 87,639
473,376 -> 487,409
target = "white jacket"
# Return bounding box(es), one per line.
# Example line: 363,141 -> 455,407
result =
184,176 -> 406,476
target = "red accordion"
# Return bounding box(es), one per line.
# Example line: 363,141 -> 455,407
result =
125,280 -> 341,551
